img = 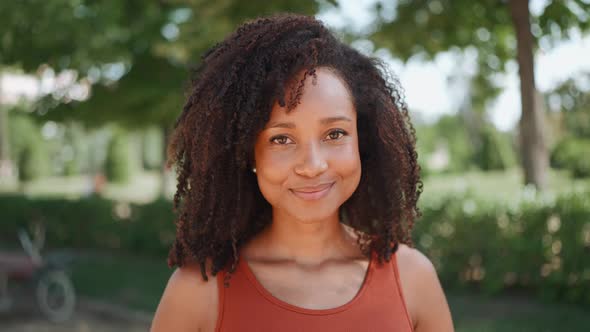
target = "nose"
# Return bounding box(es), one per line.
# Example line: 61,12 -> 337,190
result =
294,141 -> 328,178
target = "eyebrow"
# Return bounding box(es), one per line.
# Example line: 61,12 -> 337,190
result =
266,116 -> 352,129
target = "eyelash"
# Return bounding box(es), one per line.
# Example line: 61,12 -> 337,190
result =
269,129 -> 348,145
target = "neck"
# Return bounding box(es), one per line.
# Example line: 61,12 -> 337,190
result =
251,209 -> 358,266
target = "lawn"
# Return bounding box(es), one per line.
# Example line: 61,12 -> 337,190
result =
421,168 -> 590,204
70,252 -> 590,331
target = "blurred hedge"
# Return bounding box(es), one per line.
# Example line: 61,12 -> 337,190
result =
0,195 -> 175,256
551,137 -> 590,178
1,191 -> 589,305
415,190 -> 590,306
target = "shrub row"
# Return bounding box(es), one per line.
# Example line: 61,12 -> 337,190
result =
415,190 -> 590,305
551,137 -> 590,178
2,190 -> 589,305
0,195 -> 175,256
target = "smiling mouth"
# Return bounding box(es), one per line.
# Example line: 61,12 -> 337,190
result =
289,182 -> 335,201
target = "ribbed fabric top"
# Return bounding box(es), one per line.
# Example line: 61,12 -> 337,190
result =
215,249 -> 414,331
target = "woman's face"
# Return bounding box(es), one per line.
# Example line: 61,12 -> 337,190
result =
253,67 -> 361,223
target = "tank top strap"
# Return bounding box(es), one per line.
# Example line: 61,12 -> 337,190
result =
215,267 -> 226,331
390,248 -> 414,330
363,247 -> 413,331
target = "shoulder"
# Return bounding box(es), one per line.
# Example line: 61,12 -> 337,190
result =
395,244 -> 454,332
396,244 -> 438,281
150,260 -> 220,332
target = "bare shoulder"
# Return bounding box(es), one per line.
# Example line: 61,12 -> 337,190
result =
150,260 -> 220,332
396,244 -> 454,332
396,244 -> 437,278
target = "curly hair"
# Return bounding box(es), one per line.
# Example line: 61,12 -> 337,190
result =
166,13 -> 423,283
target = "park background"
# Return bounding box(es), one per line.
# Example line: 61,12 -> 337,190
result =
1,0 -> 590,331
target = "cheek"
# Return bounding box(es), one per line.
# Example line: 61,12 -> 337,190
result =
330,142 -> 362,180
254,149 -> 292,202
256,150 -> 292,182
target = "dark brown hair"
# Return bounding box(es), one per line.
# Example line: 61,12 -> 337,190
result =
166,13 -> 422,282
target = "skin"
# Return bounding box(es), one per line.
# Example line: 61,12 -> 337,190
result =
151,67 -> 454,332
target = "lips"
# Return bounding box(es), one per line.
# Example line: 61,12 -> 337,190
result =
290,182 -> 335,201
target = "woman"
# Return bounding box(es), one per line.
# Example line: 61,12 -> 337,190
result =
151,13 -> 454,332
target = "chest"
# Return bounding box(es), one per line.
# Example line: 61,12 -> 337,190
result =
245,260 -> 370,310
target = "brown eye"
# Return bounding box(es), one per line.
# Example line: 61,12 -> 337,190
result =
270,135 -> 292,145
326,129 -> 347,140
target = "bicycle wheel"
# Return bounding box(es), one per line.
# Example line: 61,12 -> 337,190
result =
36,269 -> 76,322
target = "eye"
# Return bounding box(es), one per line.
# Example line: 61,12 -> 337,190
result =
270,135 -> 293,145
325,129 -> 347,141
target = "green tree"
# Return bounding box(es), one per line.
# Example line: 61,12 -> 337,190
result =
8,111 -> 51,184
546,72 -> 590,139
1,0 -> 320,196
105,129 -> 132,184
547,72 -> 590,178
368,0 -> 590,190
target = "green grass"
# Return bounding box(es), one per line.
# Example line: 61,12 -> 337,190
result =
70,253 -> 590,331
450,291 -> 590,332
0,171 -> 176,203
421,168 -> 590,204
70,251 -> 171,312
3,168 -> 589,205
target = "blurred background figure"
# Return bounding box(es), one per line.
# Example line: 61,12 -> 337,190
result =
1,1 -> 589,331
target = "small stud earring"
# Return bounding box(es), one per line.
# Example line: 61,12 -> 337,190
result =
252,168 -> 257,173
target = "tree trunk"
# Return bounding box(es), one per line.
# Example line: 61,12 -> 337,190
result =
509,0 -> 548,190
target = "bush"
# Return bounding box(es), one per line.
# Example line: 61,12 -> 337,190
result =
18,141 -> 50,182
142,127 -> 164,171
9,112 -> 51,182
62,122 -> 89,177
551,137 -> 590,178
474,126 -> 516,171
437,115 -> 476,173
0,195 -> 175,256
414,191 -> 590,306
105,131 -> 132,183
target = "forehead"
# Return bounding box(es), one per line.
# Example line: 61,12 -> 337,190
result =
267,67 -> 355,123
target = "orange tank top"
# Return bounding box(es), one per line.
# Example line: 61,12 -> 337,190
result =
214,249 -> 414,331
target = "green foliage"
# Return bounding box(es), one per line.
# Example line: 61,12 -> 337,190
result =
546,73 -> 590,140
61,122 -> 88,177
474,125 -> 516,171
0,195 -> 174,256
423,114 -> 475,173
4,1 -> 319,130
369,1 -> 590,109
418,115 -> 517,173
17,143 -> 50,182
8,111 -> 36,162
551,137 -> 590,178
0,1 -> 167,71
142,126 -> 164,171
414,190 -> 590,306
9,111 -> 51,182
444,118 -> 477,172
105,130 -> 132,183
